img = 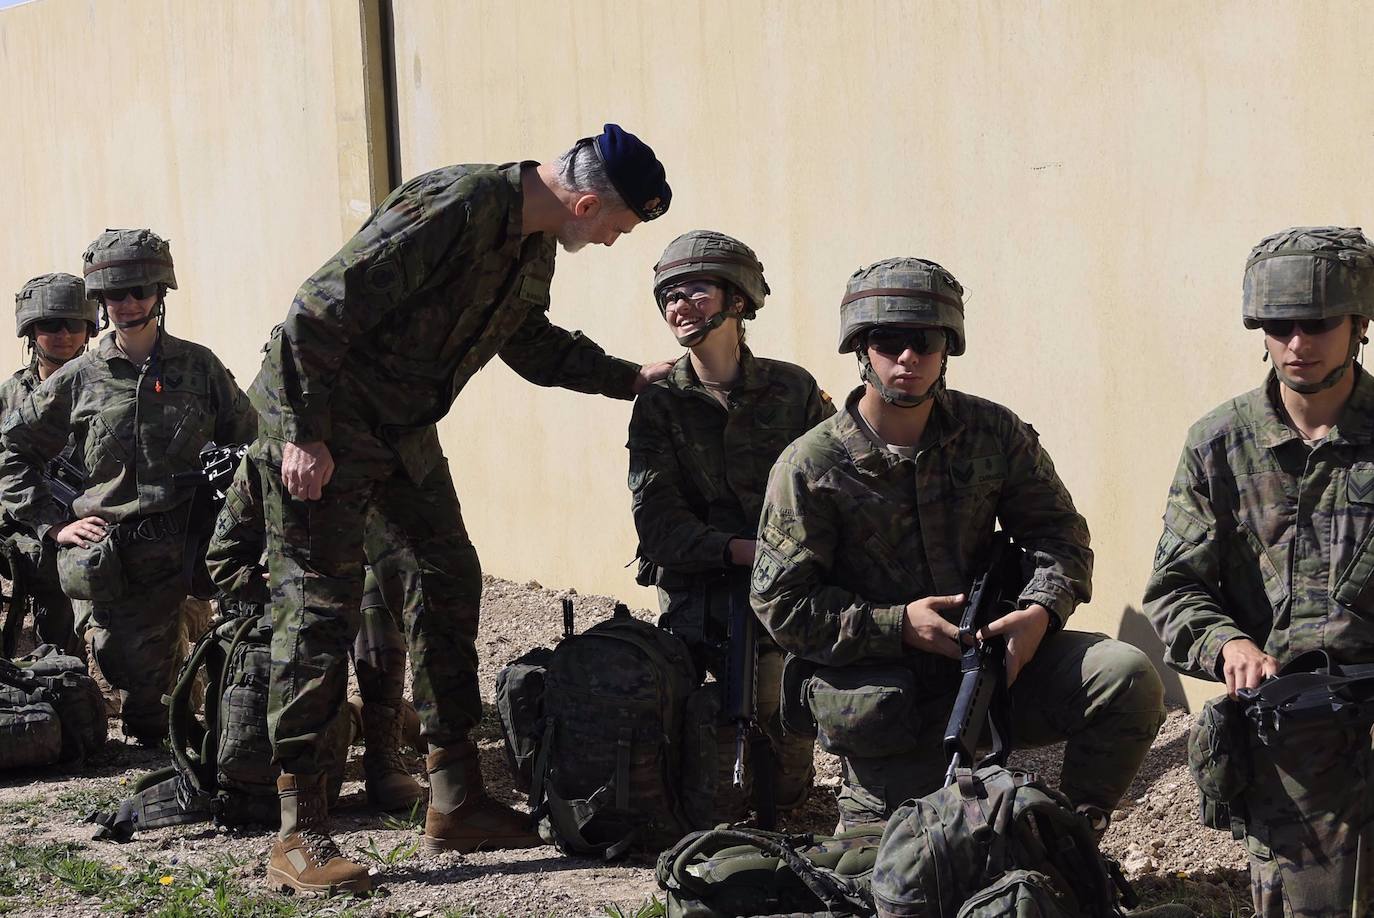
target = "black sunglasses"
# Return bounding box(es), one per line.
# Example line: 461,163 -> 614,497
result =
866,327 -> 946,357
1259,317 -> 1345,337
33,318 -> 88,335
100,285 -> 154,302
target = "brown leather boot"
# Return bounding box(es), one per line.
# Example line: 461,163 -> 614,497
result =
267,773 -> 371,896
362,702 -> 424,811
422,740 -> 542,854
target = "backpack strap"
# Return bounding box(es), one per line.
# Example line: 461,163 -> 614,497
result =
665,827 -> 872,914
88,770 -> 213,842
1,541 -> 29,659
535,720 -> 640,859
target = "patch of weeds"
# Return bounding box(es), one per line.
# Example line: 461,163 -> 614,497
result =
379,797 -> 425,831
1133,868 -> 1254,918
1,841 -> 363,917
55,782 -> 124,817
354,835 -> 420,867
603,896 -> 665,918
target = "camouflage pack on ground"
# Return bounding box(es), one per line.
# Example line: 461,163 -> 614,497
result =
92,612 -> 348,839
873,766 -> 1144,918
0,645 -> 106,770
656,825 -> 881,917
510,603 -> 721,858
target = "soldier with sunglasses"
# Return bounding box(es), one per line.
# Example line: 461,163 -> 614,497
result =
1145,227 -> 1374,916
751,257 -> 1164,830
627,230 -> 833,823
0,273 -> 100,655
0,230 -> 257,745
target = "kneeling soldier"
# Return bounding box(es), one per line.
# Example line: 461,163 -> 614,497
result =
751,257 -> 1165,831
1,273 -> 98,656
1145,227 -> 1374,917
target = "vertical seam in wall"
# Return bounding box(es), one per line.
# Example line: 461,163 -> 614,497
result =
358,0 -> 401,207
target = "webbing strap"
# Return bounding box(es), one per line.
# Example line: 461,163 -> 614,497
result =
614,728 -> 631,812
667,828 -> 871,913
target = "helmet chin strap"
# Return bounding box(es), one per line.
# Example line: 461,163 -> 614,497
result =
104,299 -> 164,332
1274,325 -> 1363,394
674,311 -> 729,348
28,335 -> 86,369
858,351 -> 946,408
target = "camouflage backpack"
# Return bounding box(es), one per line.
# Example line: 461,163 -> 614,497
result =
92,611 -> 348,839
872,766 -> 1142,918
0,645 -> 107,771
524,603 -> 703,858
656,825 -> 881,917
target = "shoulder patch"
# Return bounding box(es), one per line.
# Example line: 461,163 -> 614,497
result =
819,389 -> 833,406
751,549 -> 785,596
517,274 -> 551,307
365,257 -> 403,295
950,454 -> 1007,489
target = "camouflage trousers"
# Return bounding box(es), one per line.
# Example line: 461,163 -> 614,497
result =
659,578 -> 817,813
3,531 -> 79,656
1238,718 -> 1374,917
834,630 -> 1165,827
81,533 -> 198,741
256,442 -> 480,776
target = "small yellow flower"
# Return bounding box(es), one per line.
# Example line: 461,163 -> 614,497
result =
118,777 -> 129,786
110,865 -> 126,873
158,875 -> 173,886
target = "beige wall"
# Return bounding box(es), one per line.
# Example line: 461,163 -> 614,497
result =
5,1 -> 1374,709
0,0 -> 374,379
391,0 -> 1374,709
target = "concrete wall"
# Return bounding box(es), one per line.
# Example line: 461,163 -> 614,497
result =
5,0 -> 1374,708
0,0 -> 374,380
390,0 -> 1374,709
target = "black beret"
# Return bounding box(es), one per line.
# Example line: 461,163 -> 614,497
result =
593,123 -> 671,222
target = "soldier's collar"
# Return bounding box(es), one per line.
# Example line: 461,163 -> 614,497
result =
97,329 -> 189,366
503,160 -> 540,243
1330,364 -> 1374,445
666,345 -> 764,395
1254,366 -> 1374,447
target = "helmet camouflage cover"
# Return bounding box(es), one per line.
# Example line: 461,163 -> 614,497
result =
1243,226 -> 1374,328
653,230 -> 769,319
14,272 -> 99,337
838,257 -> 966,355
82,228 -> 177,295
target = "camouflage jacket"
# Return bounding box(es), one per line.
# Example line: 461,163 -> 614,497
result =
0,363 -> 80,535
1144,368 -> 1374,680
750,385 -> 1092,667
0,332 -> 257,538
627,347 -> 833,578
250,161 -> 641,484
205,456 -> 269,605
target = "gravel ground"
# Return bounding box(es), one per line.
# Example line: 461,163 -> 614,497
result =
0,575 -> 1250,916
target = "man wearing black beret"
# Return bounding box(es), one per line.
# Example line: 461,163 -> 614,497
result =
249,125 -> 673,895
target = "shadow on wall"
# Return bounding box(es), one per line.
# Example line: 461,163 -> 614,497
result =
1117,604 -> 1188,710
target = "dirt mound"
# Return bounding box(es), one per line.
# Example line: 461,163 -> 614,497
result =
0,575 -> 1248,916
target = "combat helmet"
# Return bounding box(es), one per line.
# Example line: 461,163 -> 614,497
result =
653,230 -> 769,346
83,229 -> 176,331
840,257 -> 965,408
1243,226 -> 1374,393
14,273 -> 99,339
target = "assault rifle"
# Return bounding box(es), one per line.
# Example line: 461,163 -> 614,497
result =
721,571 -> 776,828
942,531 -> 1026,787
45,453 -> 86,515
172,443 -> 248,502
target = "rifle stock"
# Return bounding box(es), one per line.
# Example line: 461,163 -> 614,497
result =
720,571 -> 775,827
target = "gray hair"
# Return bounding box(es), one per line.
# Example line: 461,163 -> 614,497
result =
554,139 -> 627,209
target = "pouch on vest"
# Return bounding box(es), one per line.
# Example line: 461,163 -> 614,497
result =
57,536 -> 127,602
495,645 -> 554,793
656,825 -> 880,918
806,664 -> 920,758
1188,695 -> 1250,806
0,678 -> 62,770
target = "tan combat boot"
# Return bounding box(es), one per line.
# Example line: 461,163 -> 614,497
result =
362,702 -> 424,811
422,740 -> 542,854
267,773 -> 371,896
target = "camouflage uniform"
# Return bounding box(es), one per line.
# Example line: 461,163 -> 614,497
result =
1144,370 -> 1374,917
251,161 -> 644,775
752,385 -> 1165,827
629,346 -> 833,810
0,364 -> 79,652
0,332 -> 256,738
207,456 -> 412,726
